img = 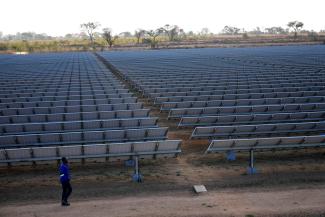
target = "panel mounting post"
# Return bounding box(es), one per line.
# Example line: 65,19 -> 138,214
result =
247,149 -> 257,174
132,156 -> 142,182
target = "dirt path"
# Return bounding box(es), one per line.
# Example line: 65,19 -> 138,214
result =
1,187 -> 325,217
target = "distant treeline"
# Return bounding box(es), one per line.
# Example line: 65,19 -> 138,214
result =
1,21 -> 325,53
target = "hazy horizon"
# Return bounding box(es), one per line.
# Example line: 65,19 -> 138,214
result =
0,0 -> 324,36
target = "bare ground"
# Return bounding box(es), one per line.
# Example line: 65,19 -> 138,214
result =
1,187 -> 325,217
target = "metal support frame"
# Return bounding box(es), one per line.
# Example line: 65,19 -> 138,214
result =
30,148 -> 36,167
153,142 -> 159,159
4,150 -> 11,167
55,146 -> 60,166
247,149 -> 257,174
81,145 -> 85,165
105,145 -> 110,162
132,156 -> 142,182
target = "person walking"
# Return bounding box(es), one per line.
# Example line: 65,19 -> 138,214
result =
59,157 -> 72,206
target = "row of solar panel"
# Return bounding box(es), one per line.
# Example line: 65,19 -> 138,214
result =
0,118 -> 158,135
0,78 -> 121,83
118,62 -> 323,70
160,96 -> 325,111
131,69 -> 325,75
117,74 -> 325,80
131,70 -> 325,76
143,83 -> 325,97
0,72 -> 117,76
0,90 -> 128,97
130,65 -> 319,71
0,109 -> 150,124
137,83 -> 325,92
0,76 -> 119,80
206,135 -> 325,152
119,68 -> 324,75
168,103 -> 325,119
154,90 -> 325,104
1,64 -> 105,69
0,103 -> 143,116
0,79 -> 122,86
0,85 -> 125,94
0,93 -> 133,103
0,89 -> 128,99
141,82 -> 325,93
0,140 -> 182,165
135,79 -> 325,89
149,86 -> 325,99
191,121 -> 325,139
103,57 -> 324,67
128,75 -> 325,83
123,70 -> 325,76
0,127 -> 168,148
0,73 -> 118,78
136,78 -> 325,86
0,77 -> 120,83
0,86 -> 125,94
0,80 -> 122,85
0,89 -> 129,98
38,62 -> 325,66
179,111 -> 325,127
0,68 -> 111,73
0,97 -> 138,109
131,69 -> 325,74
116,57 -> 323,65
0,89 -> 128,97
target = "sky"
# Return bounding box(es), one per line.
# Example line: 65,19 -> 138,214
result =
0,0 -> 324,36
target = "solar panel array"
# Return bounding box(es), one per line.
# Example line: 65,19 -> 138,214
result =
0,52 -> 181,165
1,46 -> 325,166
99,45 -> 325,152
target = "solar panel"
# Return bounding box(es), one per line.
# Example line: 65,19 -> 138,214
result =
0,140 -> 182,164
206,135 -> 325,153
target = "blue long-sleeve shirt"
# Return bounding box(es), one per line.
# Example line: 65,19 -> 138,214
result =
59,163 -> 70,183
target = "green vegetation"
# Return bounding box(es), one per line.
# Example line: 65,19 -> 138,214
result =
0,20 -> 324,53
287,21 -> 304,38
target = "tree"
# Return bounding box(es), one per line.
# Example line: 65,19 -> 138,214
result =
178,29 -> 186,39
187,31 -> 195,37
80,22 -> 100,48
200,28 -> 210,36
222,26 -> 241,35
162,24 -> 180,41
265,26 -> 287,35
134,29 -> 145,44
249,27 -> 264,35
119,32 -> 132,37
287,21 -> 304,38
145,28 -> 163,49
102,28 -> 118,48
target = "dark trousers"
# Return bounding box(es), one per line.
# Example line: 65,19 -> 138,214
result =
61,181 -> 72,203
